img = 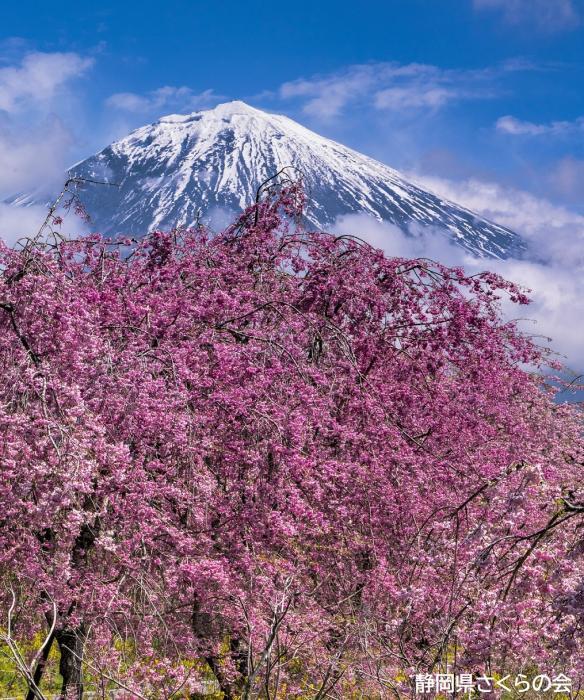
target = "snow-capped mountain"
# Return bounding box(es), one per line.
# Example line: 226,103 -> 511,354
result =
64,101 -> 522,258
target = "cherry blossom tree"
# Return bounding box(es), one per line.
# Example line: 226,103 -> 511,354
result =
0,182 -> 583,698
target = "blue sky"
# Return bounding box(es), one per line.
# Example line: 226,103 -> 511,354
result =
1,0 -> 583,205
1,0 -> 584,376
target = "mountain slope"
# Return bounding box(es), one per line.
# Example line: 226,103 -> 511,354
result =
67,101 -> 522,258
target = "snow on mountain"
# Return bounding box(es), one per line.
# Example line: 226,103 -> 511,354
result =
64,101 -> 522,258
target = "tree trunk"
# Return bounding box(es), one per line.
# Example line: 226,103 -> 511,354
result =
192,592 -> 248,699
203,655 -> 236,700
25,629 -> 55,700
56,626 -> 85,700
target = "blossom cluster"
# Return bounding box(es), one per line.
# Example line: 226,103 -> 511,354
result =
0,184 -> 582,696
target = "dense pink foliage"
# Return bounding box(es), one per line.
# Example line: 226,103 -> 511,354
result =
0,185 -> 583,697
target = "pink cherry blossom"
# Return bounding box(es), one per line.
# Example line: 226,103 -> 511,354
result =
0,183 -> 582,698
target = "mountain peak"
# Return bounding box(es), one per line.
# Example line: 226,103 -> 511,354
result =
158,100 -> 266,125
67,104 -> 524,259
210,100 -> 264,115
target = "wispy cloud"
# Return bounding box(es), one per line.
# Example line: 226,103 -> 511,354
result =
496,114 -> 584,136
279,61 -> 527,119
0,51 -> 93,113
0,202 -> 50,246
105,86 -> 221,114
279,64 -> 379,119
0,118 -> 73,195
374,86 -> 461,111
0,50 -> 94,201
473,0 -> 581,32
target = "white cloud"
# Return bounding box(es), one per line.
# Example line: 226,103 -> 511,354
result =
374,87 -> 459,111
496,114 -> 584,136
0,202 -> 47,246
0,50 -> 95,201
496,116 -> 549,136
0,51 -> 93,113
473,0 -> 581,31
279,65 -> 377,119
278,62 -> 510,119
491,259 -> 584,366
106,86 -> 220,114
332,214 -> 473,268
0,199 -> 92,247
0,118 -> 74,196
